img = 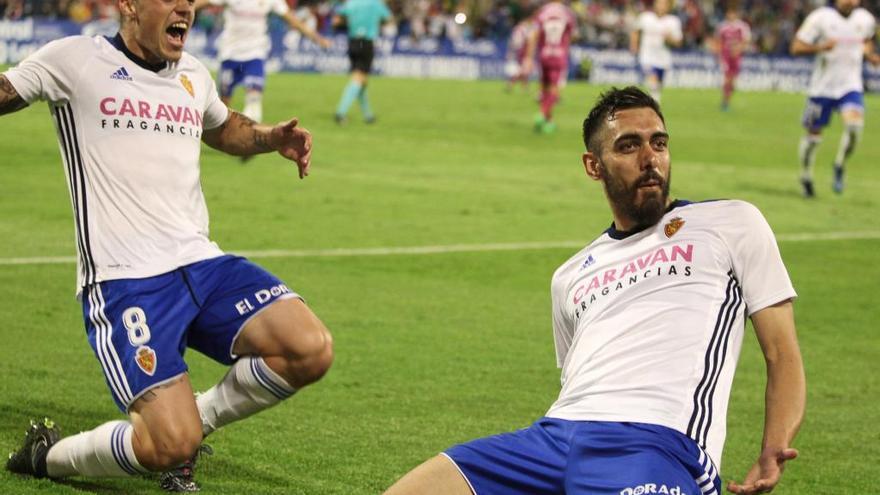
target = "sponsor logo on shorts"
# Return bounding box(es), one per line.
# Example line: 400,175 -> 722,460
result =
234,284 -> 292,315
135,345 -> 157,376
620,484 -> 687,495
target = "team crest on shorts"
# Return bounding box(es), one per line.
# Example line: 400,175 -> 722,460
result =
135,346 -> 157,376
664,217 -> 685,238
179,75 -> 194,97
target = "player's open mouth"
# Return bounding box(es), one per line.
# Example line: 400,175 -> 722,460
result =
166,22 -> 188,48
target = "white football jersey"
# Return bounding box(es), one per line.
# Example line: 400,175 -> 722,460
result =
636,11 -> 682,69
796,6 -> 876,98
545,200 -> 796,470
210,0 -> 290,61
3,35 -> 229,293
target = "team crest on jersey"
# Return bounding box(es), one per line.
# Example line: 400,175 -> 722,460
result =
135,346 -> 157,376
664,217 -> 685,238
179,74 -> 195,97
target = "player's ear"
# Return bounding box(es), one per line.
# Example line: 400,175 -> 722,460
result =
118,0 -> 137,20
583,152 -> 602,181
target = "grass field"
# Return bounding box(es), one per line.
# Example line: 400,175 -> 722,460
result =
0,72 -> 878,494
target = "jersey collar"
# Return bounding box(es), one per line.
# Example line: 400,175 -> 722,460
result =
107,33 -> 168,73
604,199 -> 692,240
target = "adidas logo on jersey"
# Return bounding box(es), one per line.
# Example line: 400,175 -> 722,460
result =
579,254 -> 596,270
110,67 -> 133,81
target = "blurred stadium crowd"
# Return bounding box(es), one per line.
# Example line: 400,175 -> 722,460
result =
1,0 -> 878,54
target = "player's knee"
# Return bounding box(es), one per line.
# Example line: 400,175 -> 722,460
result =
290,326 -> 334,385
137,426 -> 203,471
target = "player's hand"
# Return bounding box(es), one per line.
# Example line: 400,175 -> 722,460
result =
318,37 -> 332,49
726,448 -> 798,494
270,118 -> 312,179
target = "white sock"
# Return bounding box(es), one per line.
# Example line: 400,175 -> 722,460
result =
197,356 -> 296,436
243,91 -> 263,123
798,134 -> 822,180
45,420 -> 147,478
647,79 -> 661,103
834,123 -> 862,166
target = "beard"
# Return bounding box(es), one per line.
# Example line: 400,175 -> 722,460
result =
600,163 -> 671,231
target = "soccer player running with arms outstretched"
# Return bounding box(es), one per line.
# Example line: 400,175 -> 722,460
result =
383,87 -> 805,495
791,0 -> 880,197
1,0 -> 332,491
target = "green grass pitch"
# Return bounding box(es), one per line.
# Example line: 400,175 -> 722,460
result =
1,72 -> 878,493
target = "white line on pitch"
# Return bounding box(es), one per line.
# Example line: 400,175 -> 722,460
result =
0,231 -> 878,266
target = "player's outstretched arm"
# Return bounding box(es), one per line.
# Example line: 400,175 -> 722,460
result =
283,12 -> 332,49
0,75 -> 29,116
202,111 -> 312,178
790,38 -> 835,56
727,300 -> 805,495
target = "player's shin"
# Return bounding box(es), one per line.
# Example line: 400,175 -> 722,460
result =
45,421 -> 147,478
834,122 -> 862,167
196,356 -> 296,436
798,134 -> 822,180
243,91 -> 263,124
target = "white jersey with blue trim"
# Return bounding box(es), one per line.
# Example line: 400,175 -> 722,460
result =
3,35 -> 229,294
796,6 -> 876,98
545,200 -> 796,470
210,0 -> 290,62
636,11 -> 682,70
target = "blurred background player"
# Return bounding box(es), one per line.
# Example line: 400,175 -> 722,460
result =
713,2 -> 751,111
791,0 -> 879,197
333,0 -> 392,124
630,0 -> 682,102
196,0 -> 330,150
504,10 -> 536,93
523,0 -> 576,134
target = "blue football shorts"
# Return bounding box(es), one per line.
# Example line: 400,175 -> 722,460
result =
219,59 -> 266,98
81,255 -> 301,411
445,418 -> 721,495
642,66 -> 667,83
801,91 -> 864,130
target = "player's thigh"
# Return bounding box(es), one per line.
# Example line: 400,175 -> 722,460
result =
443,417 -> 570,495
234,297 -> 331,360
565,422 -> 720,495
129,374 -> 202,468
82,276 -> 198,412
241,59 -> 266,92
384,455 -> 472,495
185,255 -> 328,363
802,97 -> 834,132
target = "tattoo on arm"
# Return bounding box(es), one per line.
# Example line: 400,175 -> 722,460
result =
229,111 -> 273,152
0,75 -> 29,116
202,110 -> 273,155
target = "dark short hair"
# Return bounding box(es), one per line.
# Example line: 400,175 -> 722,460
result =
582,86 -> 665,153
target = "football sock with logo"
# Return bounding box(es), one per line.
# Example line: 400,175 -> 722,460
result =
45,420 -> 147,477
834,122 -> 862,167
196,356 -> 296,436
798,134 -> 822,180
335,81 -> 362,117
242,91 -> 263,124
357,85 -> 374,120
